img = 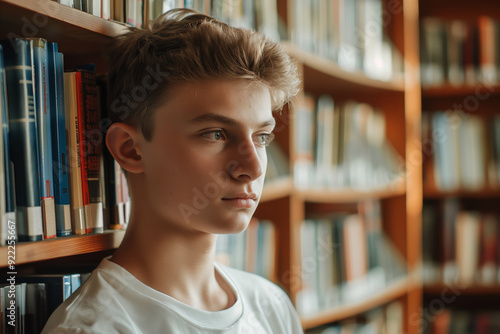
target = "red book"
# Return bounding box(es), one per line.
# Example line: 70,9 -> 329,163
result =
75,69 -> 102,234
478,214 -> 498,284
75,71 -> 90,233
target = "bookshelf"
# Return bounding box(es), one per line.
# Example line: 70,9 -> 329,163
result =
419,0 -> 500,331
0,0 -> 423,333
300,276 -> 410,330
0,230 -> 125,266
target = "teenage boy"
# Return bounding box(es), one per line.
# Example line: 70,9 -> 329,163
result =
43,8 -> 302,333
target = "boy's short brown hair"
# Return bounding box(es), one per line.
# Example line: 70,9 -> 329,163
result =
105,8 -> 300,141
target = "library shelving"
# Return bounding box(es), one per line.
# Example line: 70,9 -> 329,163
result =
420,0 -> 500,331
300,276 -> 411,330
0,0 -> 423,333
271,0 -> 423,332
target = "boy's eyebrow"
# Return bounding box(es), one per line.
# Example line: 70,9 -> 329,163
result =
188,112 -> 276,128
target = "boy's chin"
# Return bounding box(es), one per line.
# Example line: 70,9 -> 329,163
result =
212,216 -> 253,235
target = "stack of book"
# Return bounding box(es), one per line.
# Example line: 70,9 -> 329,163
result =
305,301 -> 403,334
426,309 -> 500,334
423,199 -> 500,285
55,0 -> 280,42
296,200 -> 407,316
215,217 -> 276,282
422,112 -> 500,192
420,16 -> 500,87
0,271 -> 91,333
294,94 -> 404,190
0,38 -> 129,245
264,141 -> 290,185
291,0 -> 403,81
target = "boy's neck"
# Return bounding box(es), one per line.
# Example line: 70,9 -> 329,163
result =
110,219 -> 236,312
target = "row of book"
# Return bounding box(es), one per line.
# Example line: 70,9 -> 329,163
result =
422,199 -> 500,285
425,309 -> 500,334
306,301 -> 403,334
56,0 -> 280,42
296,200 -> 407,316
291,0 -> 404,81
215,218 -> 276,281
0,38 -> 130,245
294,94 -> 404,190
422,112 -> 500,192
0,272 -> 91,334
264,142 -> 290,185
420,16 -> 500,87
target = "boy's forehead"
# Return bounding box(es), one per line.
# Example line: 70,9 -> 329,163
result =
157,79 -> 272,119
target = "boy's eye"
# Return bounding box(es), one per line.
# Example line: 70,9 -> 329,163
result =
257,133 -> 275,146
202,130 -> 226,141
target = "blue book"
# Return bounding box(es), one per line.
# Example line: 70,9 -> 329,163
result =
29,38 -> 57,239
0,45 -> 16,245
47,42 -> 71,237
0,44 -> 5,244
70,273 -> 81,294
1,38 -> 43,242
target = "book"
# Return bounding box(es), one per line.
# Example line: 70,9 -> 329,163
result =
25,283 -> 47,334
47,42 -> 72,237
455,211 -> 480,283
63,72 -> 86,235
2,38 -> 43,241
0,44 -> 15,245
77,69 -> 103,234
478,214 -> 497,284
293,94 -> 315,188
28,37 -> 57,240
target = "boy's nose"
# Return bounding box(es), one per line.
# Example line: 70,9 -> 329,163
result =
227,140 -> 265,182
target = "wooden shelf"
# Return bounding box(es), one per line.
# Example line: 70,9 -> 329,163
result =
424,283 -> 500,295
282,42 -> 405,100
422,83 -> 500,98
419,0 -> 500,20
423,187 -> 500,199
0,0 -> 127,57
0,230 -> 125,266
300,277 -> 410,330
297,179 -> 406,203
261,177 -> 293,202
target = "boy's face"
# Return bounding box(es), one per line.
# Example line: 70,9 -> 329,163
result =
138,79 -> 275,235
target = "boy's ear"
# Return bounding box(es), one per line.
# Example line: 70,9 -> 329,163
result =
105,123 -> 144,174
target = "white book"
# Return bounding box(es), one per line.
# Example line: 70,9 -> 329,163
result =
315,95 -> 335,187
101,0 -> 111,19
296,220 -> 319,315
456,212 -> 480,284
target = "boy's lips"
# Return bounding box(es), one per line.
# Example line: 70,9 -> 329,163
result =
222,193 -> 258,200
221,193 -> 258,208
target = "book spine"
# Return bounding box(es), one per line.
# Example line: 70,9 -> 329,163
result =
79,70 -> 103,233
92,0 -> 101,16
48,44 -> 72,237
59,0 -> 75,7
75,71 -> 91,234
2,38 -> 43,241
64,72 -> 86,235
102,0 -> 112,19
29,38 -> 57,240
0,44 -> 6,246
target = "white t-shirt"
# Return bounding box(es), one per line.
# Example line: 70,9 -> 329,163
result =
42,257 -> 304,333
